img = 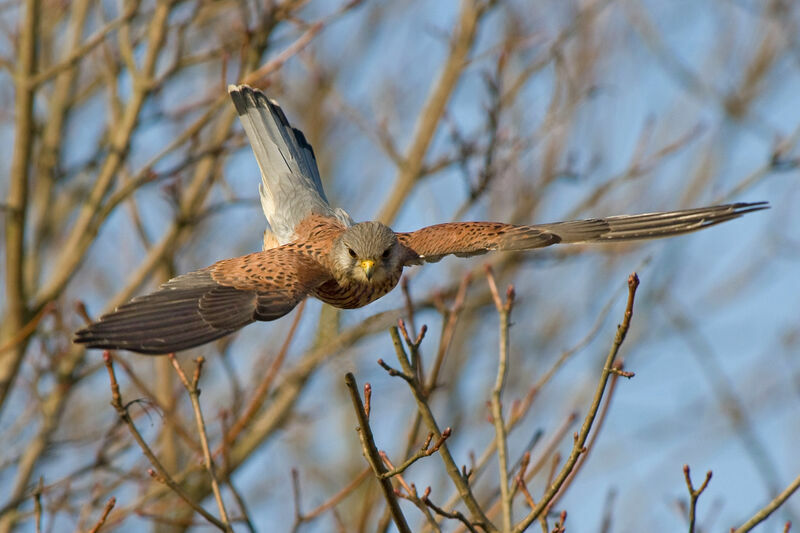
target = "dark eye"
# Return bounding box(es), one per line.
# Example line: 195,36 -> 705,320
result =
381,248 -> 391,258
348,248 -> 357,258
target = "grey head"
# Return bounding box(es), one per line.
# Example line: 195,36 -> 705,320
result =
331,221 -> 402,284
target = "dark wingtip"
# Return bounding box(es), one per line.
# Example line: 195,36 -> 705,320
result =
731,201 -> 769,214
73,325 -> 118,352
73,325 -> 93,345
720,201 -> 770,222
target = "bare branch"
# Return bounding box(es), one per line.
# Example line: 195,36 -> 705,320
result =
344,372 -> 411,533
0,0 -> 38,415
169,354 -> 233,531
486,266 -> 515,531
513,273 -> 640,533
682,464 -> 712,533
378,0 -> 494,224
87,497 -> 116,533
388,327 -> 496,532
103,353 -> 228,531
732,472 -> 800,533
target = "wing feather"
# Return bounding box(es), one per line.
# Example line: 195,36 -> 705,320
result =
74,247 -> 330,354
398,202 -> 768,264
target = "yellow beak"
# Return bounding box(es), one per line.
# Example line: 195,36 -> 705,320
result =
360,259 -> 375,280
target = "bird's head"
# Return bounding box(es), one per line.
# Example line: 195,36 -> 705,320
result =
331,222 -> 401,284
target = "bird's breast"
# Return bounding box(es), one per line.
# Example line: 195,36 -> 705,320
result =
311,271 -> 402,309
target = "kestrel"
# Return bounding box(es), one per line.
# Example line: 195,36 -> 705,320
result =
74,85 -> 768,354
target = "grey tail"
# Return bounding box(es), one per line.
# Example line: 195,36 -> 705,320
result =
228,84 -> 342,243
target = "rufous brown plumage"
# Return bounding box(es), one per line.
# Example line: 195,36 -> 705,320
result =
73,85 -> 768,354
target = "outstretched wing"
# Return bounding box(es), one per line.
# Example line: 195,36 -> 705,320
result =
398,202 -> 768,264
74,248 -> 330,354
228,84 -> 352,247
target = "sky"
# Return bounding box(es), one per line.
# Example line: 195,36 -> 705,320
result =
212,1 -> 800,530
1,0 -> 799,531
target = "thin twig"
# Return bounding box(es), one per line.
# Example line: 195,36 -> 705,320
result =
0,302 -> 54,355
380,455 -> 442,532
486,266 -> 515,532
442,266 -> 640,523
168,354 -> 232,532
344,372 -> 411,533
380,429 -> 452,479
387,327 -> 496,532
598,489 -> 617,533
546,361 -> 628,512
218,411 -> 257,533
224,299 -> 306,447
683,464 -> 712,533
28,1 -> 140,87
292,468 -> 303,526
551,510 -> 567,533
112,355 -> 199,451
421,487 -> 480,533
378,0 -> 493,224
363,383 -> 372,420
102,353 -> 228,531
87,497 -> 116,533
515,455 -> 537,511
732,471 -> 800,533
443,274 -> 627,520
32,1 -> 173,313
428,274 -> 472,393
513,273 -> 640,533
0,0 -> 37,416
33,478 -> 42,533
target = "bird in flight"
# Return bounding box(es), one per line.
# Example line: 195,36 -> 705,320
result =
74,85 -> 768,354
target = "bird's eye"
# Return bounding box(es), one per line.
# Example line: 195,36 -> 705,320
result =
381,248 -> 391,259
348,248 -> 357,258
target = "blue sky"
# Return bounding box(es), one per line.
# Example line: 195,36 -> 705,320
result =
1,0 -> 798,531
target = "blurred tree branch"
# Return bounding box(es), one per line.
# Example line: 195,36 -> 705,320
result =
378,0 -> 496,225
0,0 -> 38,413
0,1 -> 797,531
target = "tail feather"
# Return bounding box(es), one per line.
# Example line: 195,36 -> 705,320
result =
228,84 -> 350,244
399,202 -> 768,264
